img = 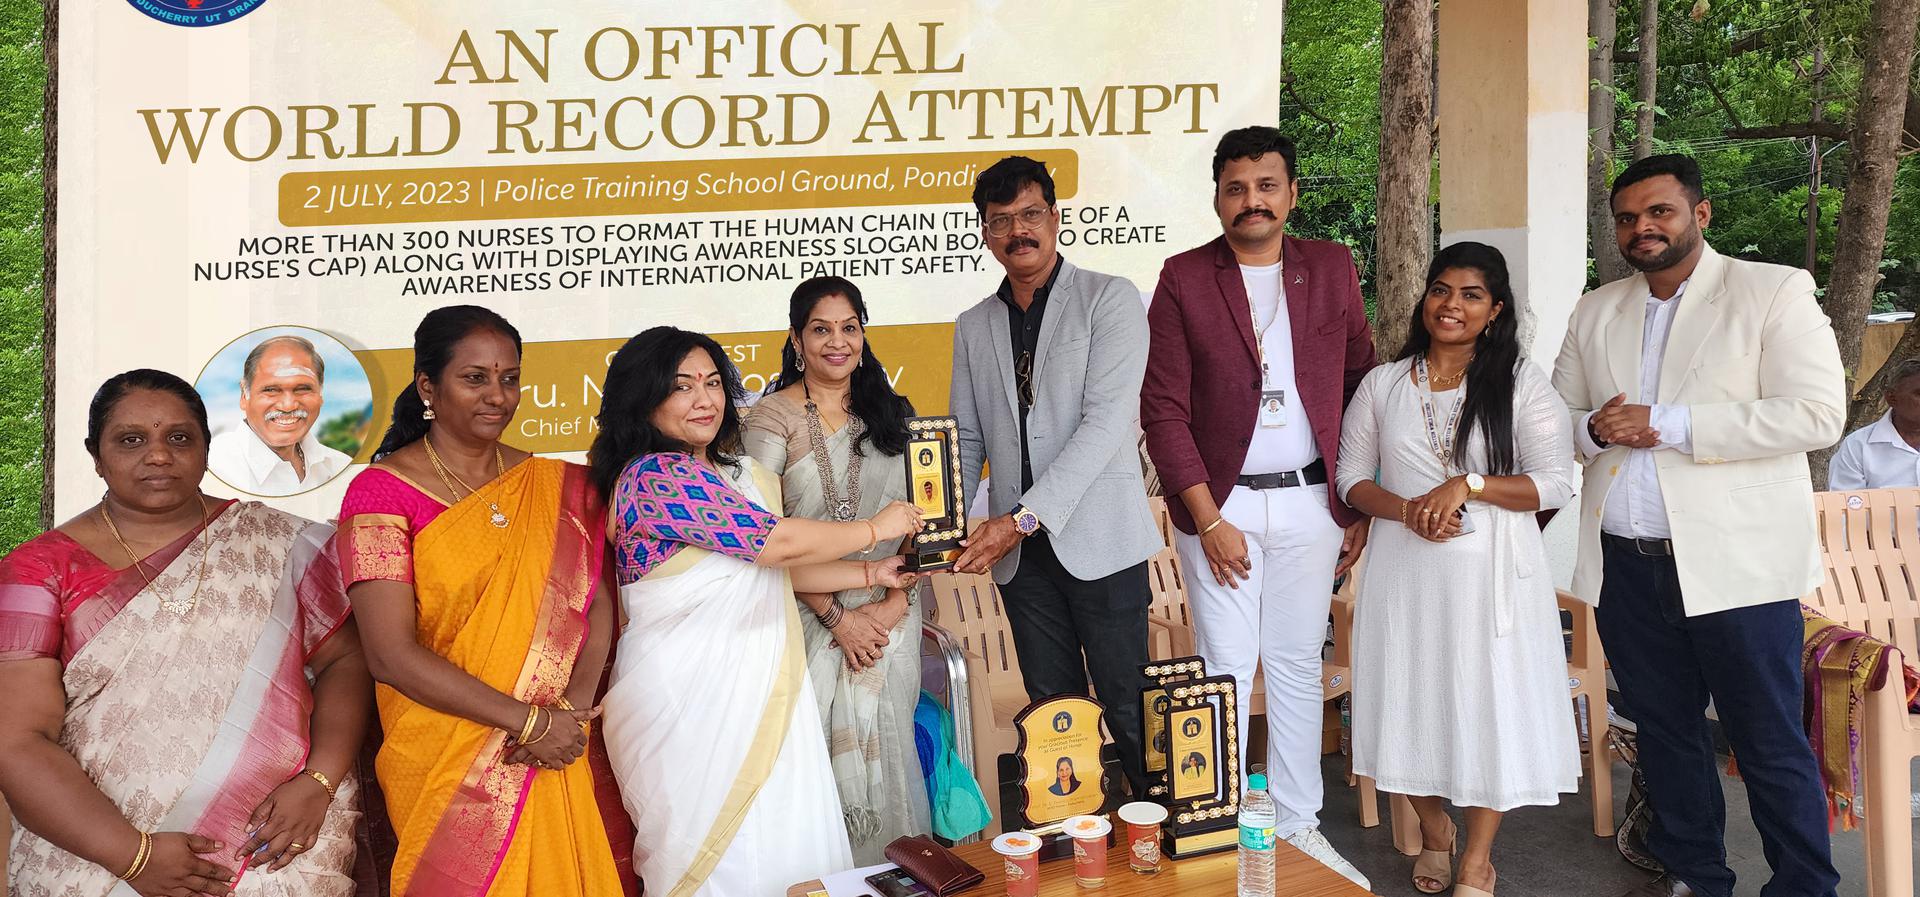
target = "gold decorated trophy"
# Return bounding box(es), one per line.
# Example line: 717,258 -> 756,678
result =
1159,675 -> 1240,858
902,416 -> 966,571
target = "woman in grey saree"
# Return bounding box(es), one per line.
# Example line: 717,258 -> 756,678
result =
743,277 -> 932,863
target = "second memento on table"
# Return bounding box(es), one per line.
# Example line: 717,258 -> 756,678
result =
1140,656 -> 1207,801
902,415 -> 966,571
1006,695 -> 1118,862
1160,675 -> 1240,858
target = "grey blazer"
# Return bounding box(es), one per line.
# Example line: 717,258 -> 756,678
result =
950,258 -> 1161,584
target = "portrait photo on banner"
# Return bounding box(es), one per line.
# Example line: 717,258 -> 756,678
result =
195,325 -> 373,497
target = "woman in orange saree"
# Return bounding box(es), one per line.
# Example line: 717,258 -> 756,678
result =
339,306 -> 627,897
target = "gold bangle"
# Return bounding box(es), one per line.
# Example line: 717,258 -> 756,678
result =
522,708 -> 555,746
555,696 -> 575,712
518,704 -> 540,744
861,519 -> 879,553
1198,516 -> 1226,536
302,768 -> 338,801
119,830 -> 152,881
1399,502 -> 1412,527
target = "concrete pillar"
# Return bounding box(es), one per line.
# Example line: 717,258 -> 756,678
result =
1436,0 -> 1589,370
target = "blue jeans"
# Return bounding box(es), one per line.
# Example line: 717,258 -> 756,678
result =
1596,535 -> 1839,897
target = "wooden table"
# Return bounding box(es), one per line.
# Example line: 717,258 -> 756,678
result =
786,836 -> 1374,897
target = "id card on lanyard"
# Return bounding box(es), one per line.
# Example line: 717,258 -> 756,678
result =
1414,356 -> 1476,534
1252,264 -> 1287,429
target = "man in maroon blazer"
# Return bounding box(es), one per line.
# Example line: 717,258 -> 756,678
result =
1140,126 -> 1376,888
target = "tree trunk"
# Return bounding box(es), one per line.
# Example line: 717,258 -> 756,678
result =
1373,0 -> 1435,358
1589,0 -> 1631,286
1634,0 -> 1659,158
1810,0 -> 1920,487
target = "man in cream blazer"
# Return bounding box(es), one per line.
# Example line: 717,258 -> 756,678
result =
1553,155 -> 1843,897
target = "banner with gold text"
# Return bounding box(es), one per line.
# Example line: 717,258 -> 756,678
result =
55,1 -> 1282,519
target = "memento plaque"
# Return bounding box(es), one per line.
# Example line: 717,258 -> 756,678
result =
1160,675 -> 1240,858
1140,656 -> 1207,800
1013,696 -> 1109,826
902,416 -> 965,571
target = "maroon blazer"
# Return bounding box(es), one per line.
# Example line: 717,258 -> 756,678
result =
1141,235 -> 1378,534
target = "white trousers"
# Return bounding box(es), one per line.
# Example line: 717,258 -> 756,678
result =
1173,483 -> 1342,835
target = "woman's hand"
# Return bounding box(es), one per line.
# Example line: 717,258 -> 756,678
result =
1404,477 -> 1470,542
507,705 -> 599,770
869,501 -> 924,542
130,832 -> 234,897
867,557 -> 919,591
236,775 -> 330,872
828,608 -> 891,671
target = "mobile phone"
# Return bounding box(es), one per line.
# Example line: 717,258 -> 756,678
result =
865,868 -> 936,897
1454,507 -> 1476,535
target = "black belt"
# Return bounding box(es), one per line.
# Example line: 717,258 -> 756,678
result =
1603,532 -> 1674,557
1236,459 -> 1327,490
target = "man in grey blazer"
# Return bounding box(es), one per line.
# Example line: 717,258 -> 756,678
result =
950,156 -> 1161,796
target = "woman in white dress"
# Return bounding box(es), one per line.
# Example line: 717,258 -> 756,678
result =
585,326 -> 925,897
1335,242 -> 1579,897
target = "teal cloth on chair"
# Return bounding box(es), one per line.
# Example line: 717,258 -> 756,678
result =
914,690 -> 991,840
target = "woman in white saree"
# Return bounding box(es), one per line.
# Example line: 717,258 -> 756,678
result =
587,327 -> 924,897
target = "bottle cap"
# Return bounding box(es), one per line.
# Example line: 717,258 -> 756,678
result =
1249,773 -> 1268,790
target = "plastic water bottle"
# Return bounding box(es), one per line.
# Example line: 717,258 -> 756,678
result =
1237,772 -> 1276,897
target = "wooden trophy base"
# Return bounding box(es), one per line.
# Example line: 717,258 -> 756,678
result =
904,547 -> 959,572
1164,822 -> 1238,859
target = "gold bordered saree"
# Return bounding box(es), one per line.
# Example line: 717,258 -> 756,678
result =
337,458 -> 622,897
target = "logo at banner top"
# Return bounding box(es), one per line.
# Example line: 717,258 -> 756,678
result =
126,0 -> 266,27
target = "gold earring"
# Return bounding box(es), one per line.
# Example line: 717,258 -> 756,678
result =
422,399 -> 435,421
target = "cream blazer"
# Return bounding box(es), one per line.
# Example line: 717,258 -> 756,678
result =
1551,245 -> 1845,616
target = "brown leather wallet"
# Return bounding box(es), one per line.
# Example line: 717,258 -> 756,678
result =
883,835 -> 985,895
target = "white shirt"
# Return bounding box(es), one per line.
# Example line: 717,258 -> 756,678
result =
1828,411 -> 1920,490
207,424 -> 352,497
1238,262 -> 1321,475
1575,280 -> 1695,540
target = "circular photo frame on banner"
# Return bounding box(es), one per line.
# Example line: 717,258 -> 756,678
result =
195,326 -> 372,497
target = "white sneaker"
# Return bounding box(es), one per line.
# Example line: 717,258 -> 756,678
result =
1283,826 -> 1371,891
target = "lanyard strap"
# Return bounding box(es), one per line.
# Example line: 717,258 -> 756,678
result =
1413,356 -> 1467,473
1247,260 -> 1284,385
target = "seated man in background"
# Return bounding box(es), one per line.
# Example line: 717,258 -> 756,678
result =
1828,356 -> 1920,490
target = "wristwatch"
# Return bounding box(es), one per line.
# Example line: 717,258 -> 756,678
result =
1464,472 -> 1486,497
1010,504 -> 1042,536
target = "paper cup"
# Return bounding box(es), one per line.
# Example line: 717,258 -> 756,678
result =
991,832 -> 1044,897
1064,815 -> 1113,888
1116,802 -> 1169,873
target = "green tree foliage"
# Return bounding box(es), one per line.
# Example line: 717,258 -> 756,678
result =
1278,0 -> 1387,315
0,0 -> 42,551
1279,0 -> 1917,311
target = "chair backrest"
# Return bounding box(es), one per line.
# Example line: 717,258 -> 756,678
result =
923,569 -> 1025,690
1146,545 -> 1191,631
1808,488 -> 1920,663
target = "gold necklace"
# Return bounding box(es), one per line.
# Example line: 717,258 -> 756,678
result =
1423,353 -> 1473,389
100,495 -> 215,614
424,438 -> 511,528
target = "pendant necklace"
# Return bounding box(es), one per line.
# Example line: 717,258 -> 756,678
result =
802,380 -> 864,522
100,494 -> 216,614
424,438 -> 512,528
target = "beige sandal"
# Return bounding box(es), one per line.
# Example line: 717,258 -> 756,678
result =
1453,870 -> 1497,897
1411,818 -> 1457,894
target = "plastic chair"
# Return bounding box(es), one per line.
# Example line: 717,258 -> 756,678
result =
1806,488 -> 1920,897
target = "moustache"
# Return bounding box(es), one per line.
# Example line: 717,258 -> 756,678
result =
263,409 -> 310,422
1234,208 -> 1276,225
1004,237 -> 1040,252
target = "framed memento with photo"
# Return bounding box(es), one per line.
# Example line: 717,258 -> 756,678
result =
1160,675 -> 1239,858
1140,656 -> 1207,800
903,416 -> 966,571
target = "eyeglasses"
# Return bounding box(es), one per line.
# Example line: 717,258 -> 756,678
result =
1015,350 -> 1035,408
984,205 -> 1053,238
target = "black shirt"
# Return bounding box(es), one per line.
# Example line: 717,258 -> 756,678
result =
995,255 -> 1063,493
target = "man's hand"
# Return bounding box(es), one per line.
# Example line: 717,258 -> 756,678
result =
954,514 -> 1024,574
1198,518 -> 1252,589
1590,392 -> 1661,449
1334,518 -> 1369,577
